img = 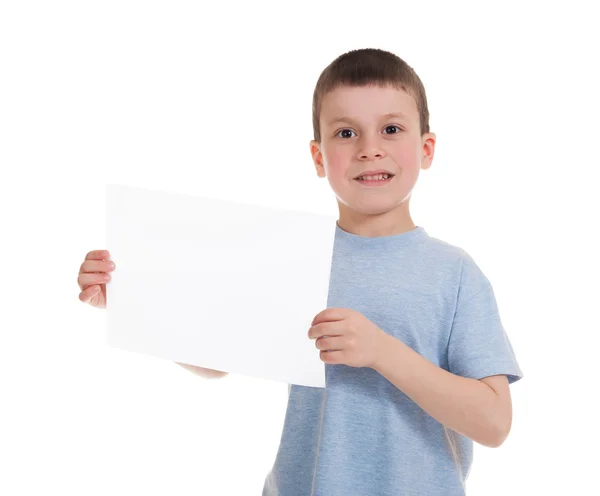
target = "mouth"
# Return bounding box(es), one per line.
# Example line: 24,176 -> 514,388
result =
354,172 -> 395,186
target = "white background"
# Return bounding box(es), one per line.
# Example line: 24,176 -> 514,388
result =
1,1 -> 598,494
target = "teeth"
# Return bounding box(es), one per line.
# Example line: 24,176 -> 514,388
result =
358,174 -> 389,180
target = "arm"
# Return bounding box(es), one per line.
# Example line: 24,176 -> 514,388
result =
175,362 -> 229,379
373,334 -> 512,448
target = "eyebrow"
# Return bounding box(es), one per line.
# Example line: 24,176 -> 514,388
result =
327,112 -> 408,126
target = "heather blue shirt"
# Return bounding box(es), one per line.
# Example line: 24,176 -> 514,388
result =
262,223 -> 523,496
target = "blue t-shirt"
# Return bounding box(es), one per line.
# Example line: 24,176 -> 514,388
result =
262,223 -> 524,496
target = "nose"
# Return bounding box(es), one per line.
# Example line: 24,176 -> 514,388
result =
359,150 -> 384,160
357,135 -> 386,161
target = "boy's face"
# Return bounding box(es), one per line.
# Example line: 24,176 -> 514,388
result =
310,84 -> 435,224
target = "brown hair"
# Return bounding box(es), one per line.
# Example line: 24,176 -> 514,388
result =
311,48 -> 430,143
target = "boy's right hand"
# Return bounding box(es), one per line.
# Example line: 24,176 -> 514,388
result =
78,250 -> 115,309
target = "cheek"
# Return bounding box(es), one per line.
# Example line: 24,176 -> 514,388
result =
323,148 -> 349,174
393,142 -> 421,166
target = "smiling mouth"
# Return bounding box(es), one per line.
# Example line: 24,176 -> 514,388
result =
355,173 -> 394,181
354,174 -> 395,187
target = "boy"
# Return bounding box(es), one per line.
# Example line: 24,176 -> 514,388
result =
78,48 -> 523,495
261,48 -> 523,495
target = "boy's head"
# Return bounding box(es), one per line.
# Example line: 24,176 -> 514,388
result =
310,48 -> 436,230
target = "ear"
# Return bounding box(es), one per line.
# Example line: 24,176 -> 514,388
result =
310,140 -> 326,178
421,132 -> 436,171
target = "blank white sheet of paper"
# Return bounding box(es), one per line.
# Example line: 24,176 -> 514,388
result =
105,184 -> 336,388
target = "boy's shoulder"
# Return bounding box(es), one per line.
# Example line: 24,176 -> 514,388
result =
419,231 -> 475,265
421,232 -> 493,291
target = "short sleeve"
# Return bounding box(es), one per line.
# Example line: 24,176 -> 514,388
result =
447,254 -> 524,385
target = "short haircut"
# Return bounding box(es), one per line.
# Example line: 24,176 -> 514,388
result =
312,48 -> 430,142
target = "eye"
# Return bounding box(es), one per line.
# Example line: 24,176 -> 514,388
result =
383,125 -> 402,134
336,129 -> 356,139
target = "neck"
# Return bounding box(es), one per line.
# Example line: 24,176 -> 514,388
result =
336,199 -> 416,237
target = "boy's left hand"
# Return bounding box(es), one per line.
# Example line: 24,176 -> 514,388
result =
308,308 -> 389,369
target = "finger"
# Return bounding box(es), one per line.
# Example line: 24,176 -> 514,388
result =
85,250 -> 110,261
79,259 -> 116,275
320,350 -> 344,364
78,272 -> 111,291
315,336 -> 344,351
311,307 -> 346,327
79,285 -> 101,303
308,321 -> 344,339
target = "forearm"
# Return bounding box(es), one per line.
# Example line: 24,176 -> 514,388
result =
373,334 -> 502,447
175,362 -> 228,379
